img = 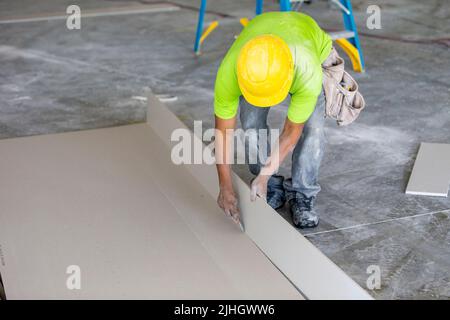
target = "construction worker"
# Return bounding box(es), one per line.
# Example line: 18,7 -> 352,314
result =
214,11 -> 332,228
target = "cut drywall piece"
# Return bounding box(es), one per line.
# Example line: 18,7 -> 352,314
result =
0,126 -> 301,299
146,93 -> 373,300
406,143 -> 450,197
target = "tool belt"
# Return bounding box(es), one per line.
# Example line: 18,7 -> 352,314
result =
322,47 -> 365,126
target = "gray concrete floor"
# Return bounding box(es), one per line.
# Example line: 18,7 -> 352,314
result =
1,0 -> 449,299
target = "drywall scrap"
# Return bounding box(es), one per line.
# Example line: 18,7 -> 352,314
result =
406,143 -> 450,197
0,93 -> 371,300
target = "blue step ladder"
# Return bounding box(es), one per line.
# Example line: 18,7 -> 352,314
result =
328,0 -> 365,72
194,0 -> 365,72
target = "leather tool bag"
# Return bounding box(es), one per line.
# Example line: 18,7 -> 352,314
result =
322,47 -> 366,126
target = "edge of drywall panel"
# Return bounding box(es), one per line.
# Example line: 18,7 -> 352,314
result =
406,142 -> 450,197
146,92 -> 373,300
405,191 -> 448,197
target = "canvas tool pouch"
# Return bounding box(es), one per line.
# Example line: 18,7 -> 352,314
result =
322,47 -> 366,126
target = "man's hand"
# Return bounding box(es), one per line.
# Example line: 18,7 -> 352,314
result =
215,115 -> 240,225
250,174 -> 270,201
217,187 -> 240,223
250,118 -> 304,203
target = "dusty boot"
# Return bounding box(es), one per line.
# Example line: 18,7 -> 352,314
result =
266,175 -> 286,210
289,193 -> 319,228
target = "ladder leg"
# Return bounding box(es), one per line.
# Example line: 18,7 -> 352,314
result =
280,0 -> 291,11
200,21 -> 219,46
256,0 -> 264,15
194,0 -> 207,54
339,0 -> 365,69
335,38 -> 363,73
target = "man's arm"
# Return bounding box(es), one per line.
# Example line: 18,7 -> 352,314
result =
251,118 -> 304,201
215,115 -> 240,223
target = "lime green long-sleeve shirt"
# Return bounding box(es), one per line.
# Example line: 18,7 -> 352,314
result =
214,12 -> 332,123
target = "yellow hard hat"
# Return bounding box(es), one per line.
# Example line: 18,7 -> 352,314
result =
237,34 -> 294,107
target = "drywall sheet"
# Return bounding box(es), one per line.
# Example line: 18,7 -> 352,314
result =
0,124 -> 301,299
146,94 -> 372,300
406,143 -> 450,197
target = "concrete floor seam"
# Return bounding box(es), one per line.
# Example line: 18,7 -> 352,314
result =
304,208 -> 450,237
